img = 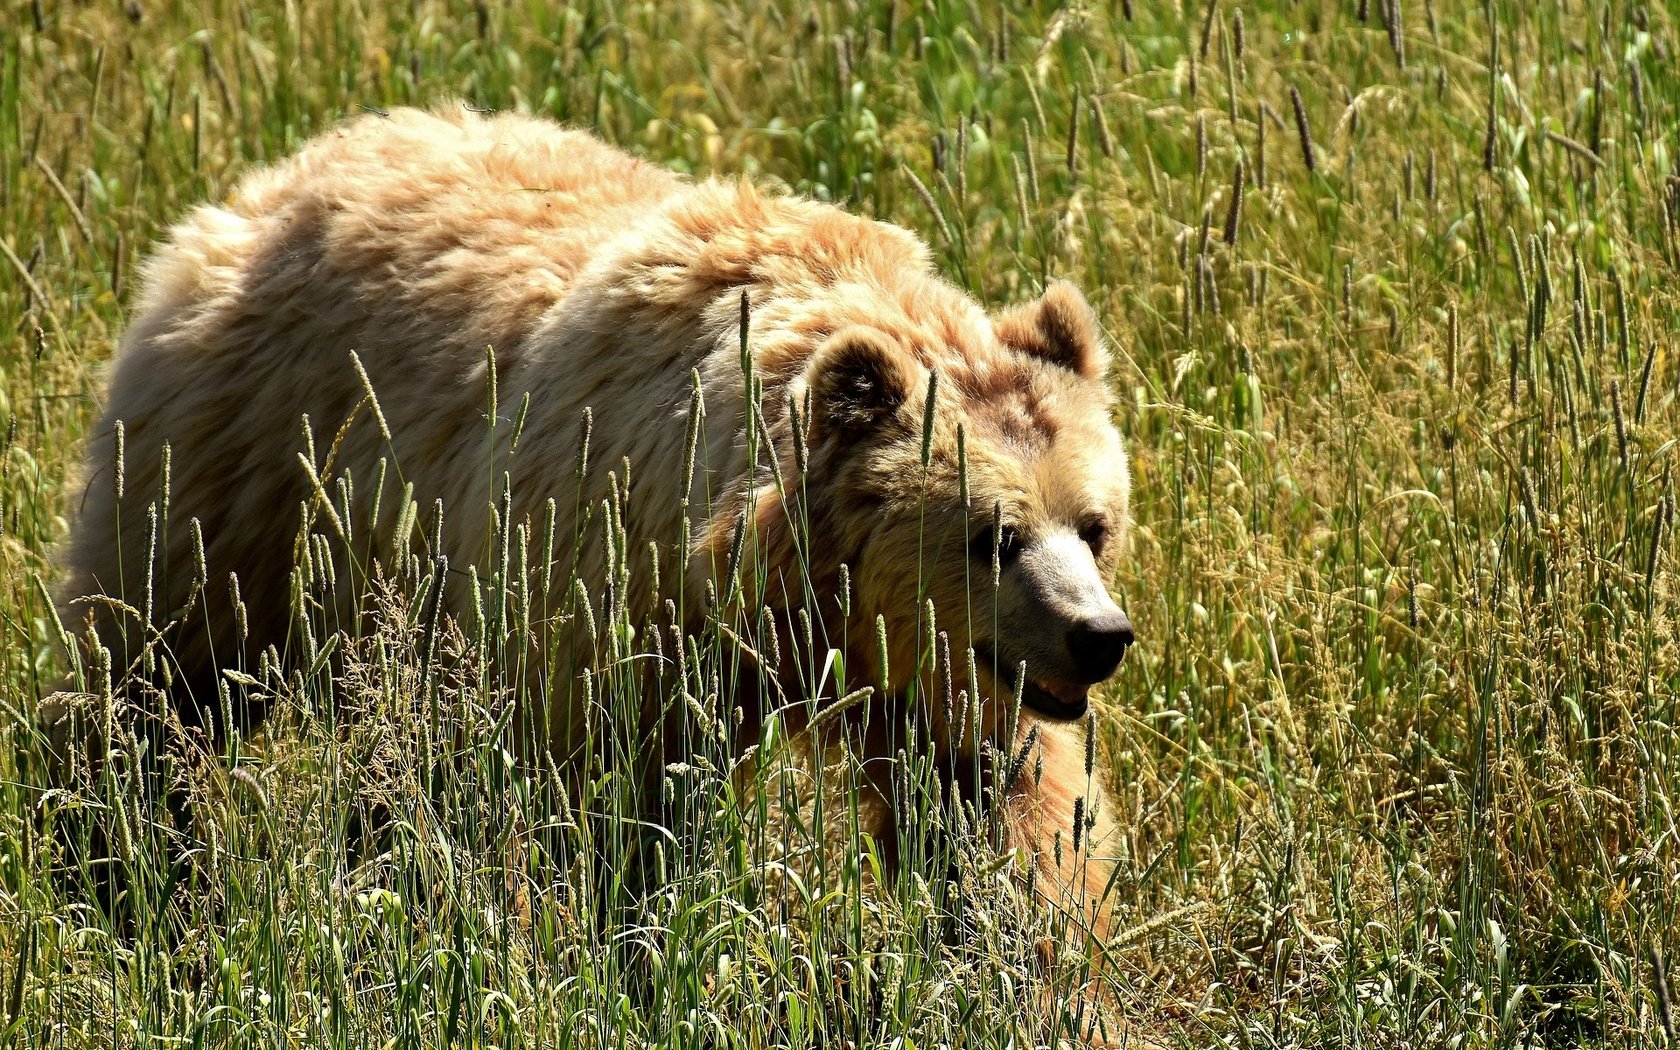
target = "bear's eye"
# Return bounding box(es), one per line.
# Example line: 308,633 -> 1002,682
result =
1079,518 -> 1109,557
969,525 -> 1023,568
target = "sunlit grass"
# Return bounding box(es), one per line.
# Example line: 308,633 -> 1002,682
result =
3,2 -> 1678,1046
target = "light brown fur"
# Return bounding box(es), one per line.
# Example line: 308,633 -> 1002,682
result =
58,105 -> 1133,946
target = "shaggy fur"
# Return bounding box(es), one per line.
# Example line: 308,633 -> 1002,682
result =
58,105 -> 1133,943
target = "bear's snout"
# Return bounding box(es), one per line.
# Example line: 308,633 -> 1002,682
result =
1066,611 -> 1135,683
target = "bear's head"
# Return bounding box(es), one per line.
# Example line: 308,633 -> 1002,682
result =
793,280 -> 1133,747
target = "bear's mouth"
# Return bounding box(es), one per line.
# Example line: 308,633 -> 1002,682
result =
975,644 -> 1091,721
1018,678 -> 1090,720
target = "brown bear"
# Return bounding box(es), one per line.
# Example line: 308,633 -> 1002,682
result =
55,105 -> 1136,945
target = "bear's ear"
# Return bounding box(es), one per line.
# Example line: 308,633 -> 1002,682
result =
800,326 -> 925,442
994,280 -> 1107,380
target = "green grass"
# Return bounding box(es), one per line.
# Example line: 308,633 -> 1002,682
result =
4,1 -> 1680,1046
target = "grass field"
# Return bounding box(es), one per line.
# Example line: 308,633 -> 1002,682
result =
4,1 -> 1680,1046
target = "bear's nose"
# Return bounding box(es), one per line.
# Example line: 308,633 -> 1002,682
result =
1067,612 -> 1135,683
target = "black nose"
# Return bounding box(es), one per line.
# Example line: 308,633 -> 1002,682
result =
1067,611 -> 1135,682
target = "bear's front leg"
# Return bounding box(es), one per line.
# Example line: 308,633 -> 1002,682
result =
1001,714 -> 1121,946
1001,713 -> 1135,1046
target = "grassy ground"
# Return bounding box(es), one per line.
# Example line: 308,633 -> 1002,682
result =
4,1 -> 1679,1046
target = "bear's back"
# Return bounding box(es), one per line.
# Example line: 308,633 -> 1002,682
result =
61,108 -> 692,706
218,107 -> 687,369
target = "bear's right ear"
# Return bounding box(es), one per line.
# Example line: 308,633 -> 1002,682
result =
799,326 -> 925,442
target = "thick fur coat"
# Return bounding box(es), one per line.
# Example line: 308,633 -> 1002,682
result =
59,105 -> 1135,942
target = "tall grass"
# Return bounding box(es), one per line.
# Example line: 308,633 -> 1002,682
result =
3,1 -> 1678,1046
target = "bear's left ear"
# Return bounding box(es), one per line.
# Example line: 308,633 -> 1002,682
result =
798,326 -> 926,444
994,280 -> 1108,380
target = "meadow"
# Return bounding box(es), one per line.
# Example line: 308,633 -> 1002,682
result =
2,1 -> 1679,1046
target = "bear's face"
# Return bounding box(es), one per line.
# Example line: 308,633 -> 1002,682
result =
946,386 -> 1132,725
799,282 -> 1133,744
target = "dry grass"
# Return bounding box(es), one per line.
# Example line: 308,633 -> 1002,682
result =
2,2 -> 1678,1046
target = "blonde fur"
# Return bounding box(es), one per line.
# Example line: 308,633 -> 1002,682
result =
59,104 -> 1132,946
